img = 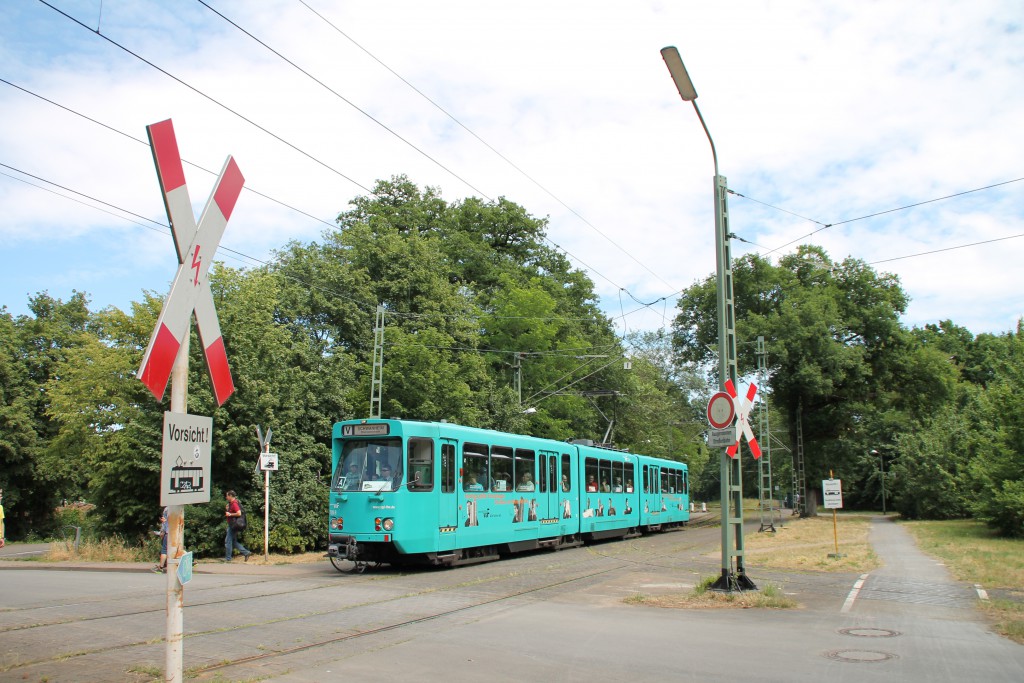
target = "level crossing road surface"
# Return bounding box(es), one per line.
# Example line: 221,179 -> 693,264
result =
0,516 -> 1021,682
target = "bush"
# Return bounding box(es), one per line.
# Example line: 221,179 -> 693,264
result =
973,479 -> 1024,539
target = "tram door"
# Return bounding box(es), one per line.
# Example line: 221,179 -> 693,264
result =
438,440 -> 458,552
542,451 -> 559,531
647,465 -> 663,519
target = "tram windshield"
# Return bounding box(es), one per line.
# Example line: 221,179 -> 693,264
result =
333,438 -> 403,492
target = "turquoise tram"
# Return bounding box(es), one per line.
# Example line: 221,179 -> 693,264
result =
326,419 -> 689,568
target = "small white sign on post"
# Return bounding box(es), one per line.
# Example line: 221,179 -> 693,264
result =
161,412 -> 213,506
822,478 -> 844,509
260,452 -> 279,471
707,428 -> 737,448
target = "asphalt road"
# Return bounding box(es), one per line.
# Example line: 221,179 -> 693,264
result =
0,518 -> 1021,682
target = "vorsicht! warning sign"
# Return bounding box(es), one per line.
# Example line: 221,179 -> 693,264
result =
161,412 -> 213,505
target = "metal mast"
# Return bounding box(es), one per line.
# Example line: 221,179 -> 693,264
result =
756,336 -> 776,532
370,305 -> 384,419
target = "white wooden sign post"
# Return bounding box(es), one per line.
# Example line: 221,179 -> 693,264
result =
823,474 -> 844,557
257,427 -> 276,562
140,119 -> 243,683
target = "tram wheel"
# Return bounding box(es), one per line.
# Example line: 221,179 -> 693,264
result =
329,555 -> 354,573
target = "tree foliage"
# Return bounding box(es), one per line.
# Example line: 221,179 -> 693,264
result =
6,176 -> 1023,546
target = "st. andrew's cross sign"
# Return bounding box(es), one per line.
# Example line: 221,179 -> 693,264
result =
138,119 -> 244,406
724,379 -> 762,459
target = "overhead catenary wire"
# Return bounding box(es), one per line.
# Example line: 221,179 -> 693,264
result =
17,4 -> 656,316
296,0 -> 681,295
733,177 -> 1024,256
19,2 -> 1024,328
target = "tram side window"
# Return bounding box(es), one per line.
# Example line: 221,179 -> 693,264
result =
612,462 -> 624,492
674,470 -> 683,495
625,462 -> 635,493
598,460 -> 612,492
491,446 -> 513,491
561,454 -> 572,492
661,469 -> 671,494
585,457 -> 599,492
515,449 -> 535,491
463,444 -> 488,491
441,443 -> 455,493
407,438 -> 432,491
643,465 -> 649,493
683,470 -> 689,495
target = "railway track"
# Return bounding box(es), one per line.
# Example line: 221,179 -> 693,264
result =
1,529 -> 713,680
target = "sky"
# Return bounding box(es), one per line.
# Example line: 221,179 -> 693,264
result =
2,0 -> 1022,339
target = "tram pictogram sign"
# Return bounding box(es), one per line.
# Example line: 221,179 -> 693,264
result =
138,119 -> 244,406
724,379 -> 762,459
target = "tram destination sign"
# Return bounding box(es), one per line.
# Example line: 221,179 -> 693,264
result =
343,423 -> 390,437
161,412 -> 213,505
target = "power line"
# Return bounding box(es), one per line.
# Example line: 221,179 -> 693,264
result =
194,0 -> 491,201
200,0 -> 682,310
38,0 -> 374,196
730,177 -> 1024,256
297,0 -> 681,295
0,76 -> 337,231
869,232 -> 1024,265
27,3 -> 663,320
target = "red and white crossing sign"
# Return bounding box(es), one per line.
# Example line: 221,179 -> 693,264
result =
724,379 -> 762,459
138,119 -> 244,406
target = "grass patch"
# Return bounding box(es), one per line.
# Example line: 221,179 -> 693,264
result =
627,577 -> 797,610
901,519 -> 1024,644
44,535 -> 152,563
900,519 -> 1024,587
740,513 -> 880,573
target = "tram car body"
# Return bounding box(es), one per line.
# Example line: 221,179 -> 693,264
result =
327,419 -> 689,567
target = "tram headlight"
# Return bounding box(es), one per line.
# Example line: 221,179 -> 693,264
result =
331,517 -> 344,530
382,518 -> 395,531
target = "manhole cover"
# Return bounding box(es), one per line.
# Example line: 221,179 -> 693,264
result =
825,649 -> 898,664
839,627 -> 901,638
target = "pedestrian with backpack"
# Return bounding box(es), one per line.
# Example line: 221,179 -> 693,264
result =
223,490 -> 251,562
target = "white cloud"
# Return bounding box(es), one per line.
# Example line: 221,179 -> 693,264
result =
1,0 -> 1022,338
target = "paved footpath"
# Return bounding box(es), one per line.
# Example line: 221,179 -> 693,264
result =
263,516 -> 1024,682
1,517 -> 1022,682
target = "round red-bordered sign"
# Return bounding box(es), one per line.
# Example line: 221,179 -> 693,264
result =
706,391 -> 735,429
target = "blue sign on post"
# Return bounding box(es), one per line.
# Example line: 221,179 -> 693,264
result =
176,551 -> 193,585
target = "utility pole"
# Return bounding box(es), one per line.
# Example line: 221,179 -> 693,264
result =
662,45 -> 754,591
756,337 -> 776,532
370,305 -> 384,418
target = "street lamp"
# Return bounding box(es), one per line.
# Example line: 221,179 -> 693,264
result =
661,46 -> 753,592
872,449 -> 886,514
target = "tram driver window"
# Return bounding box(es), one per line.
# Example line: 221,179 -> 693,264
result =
407,438 -> 433,491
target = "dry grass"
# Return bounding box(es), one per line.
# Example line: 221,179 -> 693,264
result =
44,535 -> 150,563
741,513 -> 881,573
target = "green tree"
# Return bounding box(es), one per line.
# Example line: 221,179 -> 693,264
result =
672,247 -> 954,513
